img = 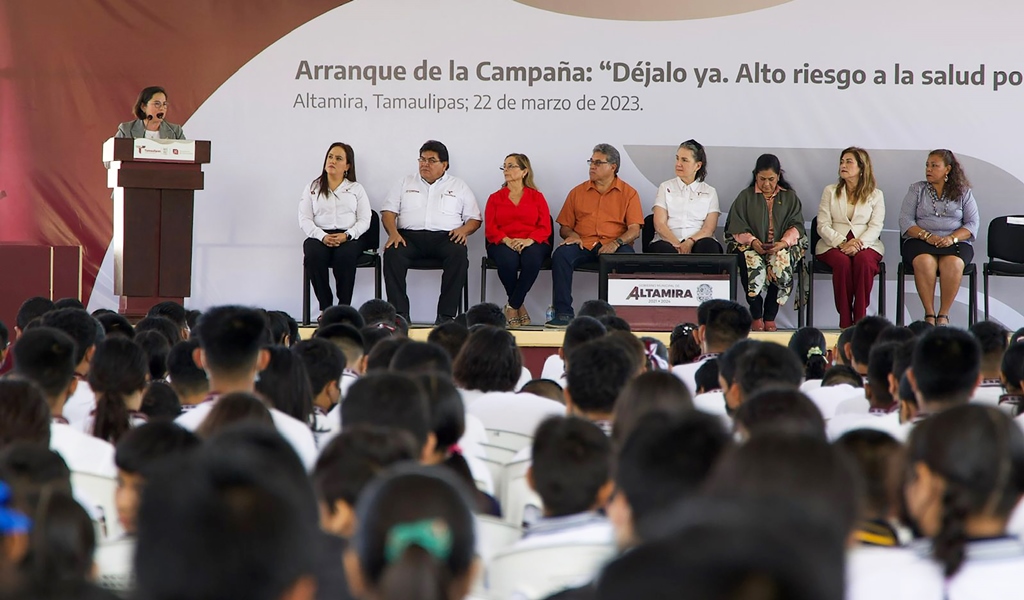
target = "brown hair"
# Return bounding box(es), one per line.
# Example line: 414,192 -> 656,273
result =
501,153 -> 537,190
929,149 -> 970,203
834,147 -> 877,205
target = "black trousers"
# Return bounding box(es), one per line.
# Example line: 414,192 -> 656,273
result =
303,230 -> 365,310
486,242 -> 551,309
647,238 -> 724,254
384,229 -> 468,322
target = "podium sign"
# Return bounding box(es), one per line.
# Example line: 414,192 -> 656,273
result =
598,254 -> 738,331
104,137 -> 211,317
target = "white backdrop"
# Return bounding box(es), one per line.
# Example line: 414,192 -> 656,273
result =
90,0 -> 1024,328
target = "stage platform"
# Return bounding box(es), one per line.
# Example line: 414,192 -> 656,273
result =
299,325 -> 840,380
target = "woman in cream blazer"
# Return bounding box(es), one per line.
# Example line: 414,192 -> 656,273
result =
815,147 -> 885,328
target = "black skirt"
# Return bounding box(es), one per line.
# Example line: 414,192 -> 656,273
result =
901,238 -> 974,268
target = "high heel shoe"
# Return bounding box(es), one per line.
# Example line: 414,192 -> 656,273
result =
936,314 -> 950,327
518,306 -> 531,327
504,304 -> 521,328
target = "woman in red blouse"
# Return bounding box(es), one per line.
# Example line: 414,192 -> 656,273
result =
485,153 -> 553,327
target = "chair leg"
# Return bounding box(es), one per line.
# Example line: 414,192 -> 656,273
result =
896,264 -> 905,326
463,268 -> 470,314
984,270 -> 989,321
374,259 -> 382,299
969,269 -> 977,326
301,266 -> 311,326
878,263 -> 886,318
480,261 -> 487,304
797,267 -> 806,328
807,269 -> 814,328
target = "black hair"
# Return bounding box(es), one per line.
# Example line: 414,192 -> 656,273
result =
566,337 -> 635,414
135,329 -> 171,381
891,338 -> 917,385
314,143 -> 358,199
850,316 -> 891,366
911,327 -> 981,407
788,326 -> 828,380
147,301 -> 187,329
598,315 -> 632,333
320,305 -> 365,329
353,467 -> 476,600
416,374 -> 465,454
748,153 -> 795,191
314,323 -> 365,351
0,379 -> 52,448
694,359 -> 721,394
678,139 -> 708,181
20,490 -> 97,596
877,325 -> 917,344
52,298 -> 85,310
718,339 -> 759,388
970,320 -> 1009,365
342,372 -> 430,451
612,371 -> 693,446
907,405 -> 1024,576
834,327 -> 855,365
898,372 -> 916,408
426,321 -> 469,362
821,364 -> 864,388
313,425 -> 418,510
135,315 -> 182,346
419,139 -> 450,165
89,337 -> 148,444
452,327 -> 521,392
0,444 -> 72,513
365,336 -> 411,372
195,393 -> 274,439
131,86 -> 166,120
698,299 -> 752,351
733,388 -> 826,440
96,312 -> 135,339
705,431 -> 862,538
616,411 -> 730,528
578,299 -> 615,318
266,310 -> 291,346
16,296 -> 55,330
254,345 -> 314,427
606,331 -> 646,375
668,322 -> 700,366
140,381 -> 182,421
391,341 -> 453,376
465,302 -> 506,328
185,309 -> 202,330
13,327 -> 77,402
531,416 -> 611,517
519,379 -> 564,404
1001,342 -> 1024,397
114,421 -> 200,476
135,435 -> 317,600
866,342 -> 900,409
360,299 -> 399,327
907,319 -> 936,337
734,341 -> 804,397
360,324 -> 398,356
834,429 -> 903,523
292,338 -> 345,398
0,319 -> 8,349
166,339 -> 208,398
194,305 -> 267,375
39,308 -> 98,366
561,316 -> 606,359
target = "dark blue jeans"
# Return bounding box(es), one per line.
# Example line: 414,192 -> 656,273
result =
551,242 -> 634,316
486,242 -> 552,309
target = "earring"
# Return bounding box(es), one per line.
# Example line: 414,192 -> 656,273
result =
944,174 -> 948,182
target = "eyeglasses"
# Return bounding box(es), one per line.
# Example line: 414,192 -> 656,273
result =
147,101 -> 169,108
499,164 -> 523,172
417,157 -> 441,165
587,159 -> 611,166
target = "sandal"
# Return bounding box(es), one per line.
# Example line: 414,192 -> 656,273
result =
518,306 -> 531,327
936,314 -> 950,327
504,304 -> 521,328
924,314 -> 937,325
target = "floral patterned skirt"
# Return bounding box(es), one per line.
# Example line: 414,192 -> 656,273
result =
738,244 -> 806,306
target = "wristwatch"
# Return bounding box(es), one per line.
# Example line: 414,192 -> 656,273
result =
615,238 -> 626,247
951,235 -> 958,244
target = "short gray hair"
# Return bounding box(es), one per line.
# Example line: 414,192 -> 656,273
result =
592,143 -> 620,174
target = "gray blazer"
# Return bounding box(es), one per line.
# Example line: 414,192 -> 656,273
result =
115,119 -> 186,140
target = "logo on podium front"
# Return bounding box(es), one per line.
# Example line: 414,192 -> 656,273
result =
133,138 -> 195,162
608,278 -> 730,307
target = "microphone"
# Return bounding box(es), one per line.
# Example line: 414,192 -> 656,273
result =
145,114 -> 153,120
156,112 -> 164,120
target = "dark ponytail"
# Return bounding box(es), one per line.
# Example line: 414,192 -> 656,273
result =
89,338 -> 147,444
788,327 -> 827,380
932,486 -> 971,577
379,544 -> 450,600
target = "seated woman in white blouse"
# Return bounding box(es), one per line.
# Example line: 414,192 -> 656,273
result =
648,139 -> 723,254
298,142 -> 372,314
815,147 -> 885,329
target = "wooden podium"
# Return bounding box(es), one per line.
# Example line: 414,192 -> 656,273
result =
103,138 -> 210,317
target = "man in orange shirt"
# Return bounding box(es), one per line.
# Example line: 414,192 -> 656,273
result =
546,144 -> 644,329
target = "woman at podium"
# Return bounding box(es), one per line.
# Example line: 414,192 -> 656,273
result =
115,86 -> 185,139
725,154 -> 807,332
298,142 -> 372,314
649,139 -> 723,254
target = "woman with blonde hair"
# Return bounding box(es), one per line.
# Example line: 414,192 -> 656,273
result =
815,147 -> 885,328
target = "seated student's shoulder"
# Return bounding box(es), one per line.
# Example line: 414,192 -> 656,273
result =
268,408 -> 318,470
50,422 -> 116,478
846,544 -> 938,600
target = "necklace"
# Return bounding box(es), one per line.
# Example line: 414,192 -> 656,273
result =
928,186 -> 948,217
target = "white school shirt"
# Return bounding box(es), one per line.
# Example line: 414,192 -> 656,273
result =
380,172 -> 481,232
540,354 -> 567,390
651,178 -> 720,243
50,422 -> 117,478
827,410 -> 902,441
175,400 -> 319,471
297,179 -> 372,242
466,391 -> 565,438
806,384 -> 866,420
971,380 -> 1004,407
672,357 -> 711,397
64,379 -> 97,433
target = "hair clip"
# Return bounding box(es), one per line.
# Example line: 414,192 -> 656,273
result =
806,347 -> 824,359
384,518 -> 452,564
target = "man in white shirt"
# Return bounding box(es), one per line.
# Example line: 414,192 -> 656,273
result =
381,140 -> 481,325
969,321 -> 1009,406
13,327 -> 116,478
38,308 -> 100,432
673,299 -> 752,396
900,327 -> 982,437
173,306 -> 318,470
827,342 -> 903,440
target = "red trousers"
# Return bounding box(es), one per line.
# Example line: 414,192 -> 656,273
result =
816,246 -> 883,328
